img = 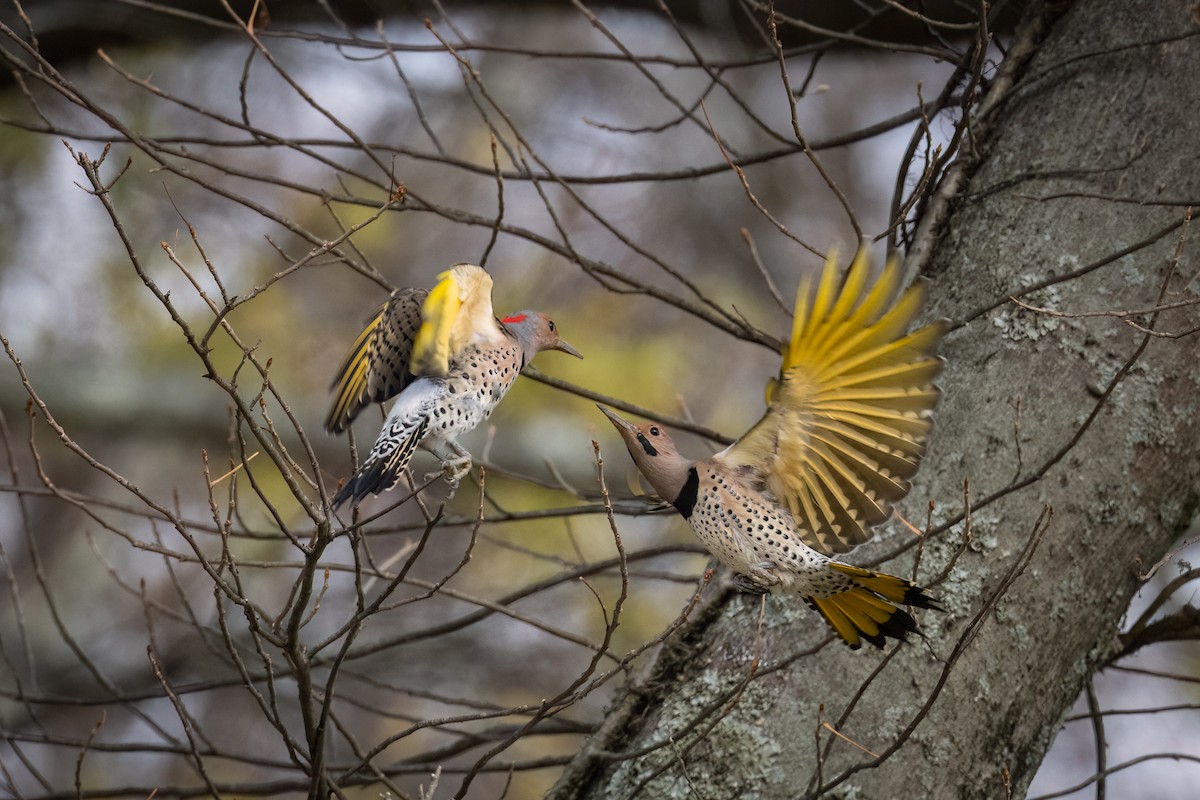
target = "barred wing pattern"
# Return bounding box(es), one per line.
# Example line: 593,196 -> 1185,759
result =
326,287 -> 427,433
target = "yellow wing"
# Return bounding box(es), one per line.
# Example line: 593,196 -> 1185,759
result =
409,264 -> 507,376
716,248 -> 945,555
326,288 -> 427,433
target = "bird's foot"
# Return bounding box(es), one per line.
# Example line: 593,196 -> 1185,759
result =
733,561 -> 781,595
425,456 -> 473,498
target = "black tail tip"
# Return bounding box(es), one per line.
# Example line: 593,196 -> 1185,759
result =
866,608 -> 923,649
903,584 -> 945,613
842,608 -> 922,650
331,475 -> 366,510
331,459 -> 397,510
806,598 -> 928,651
331,481 -> 356,510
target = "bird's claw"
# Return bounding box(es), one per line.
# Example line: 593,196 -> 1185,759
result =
424,456 -> 473,498
733,561 -> 781,595
732,574 -> 770,594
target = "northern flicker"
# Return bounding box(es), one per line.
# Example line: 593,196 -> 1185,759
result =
328,264 -> 581,508
600,249 -> 945,649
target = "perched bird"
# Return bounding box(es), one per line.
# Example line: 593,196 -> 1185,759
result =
599,249 -> 946,649
328,264 -> 581,508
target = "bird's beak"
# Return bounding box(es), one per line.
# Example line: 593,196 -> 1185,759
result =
555,339 -> 583,359
597,404 -> 638,434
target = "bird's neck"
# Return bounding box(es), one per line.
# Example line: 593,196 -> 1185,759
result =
670,466 -> 700,519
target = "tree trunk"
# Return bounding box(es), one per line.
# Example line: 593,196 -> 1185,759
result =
552,0 -> 1200,797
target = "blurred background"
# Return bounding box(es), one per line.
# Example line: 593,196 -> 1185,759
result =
0,1 -> 1196,797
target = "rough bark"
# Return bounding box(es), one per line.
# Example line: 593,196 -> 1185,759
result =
553,1 -> 1200,797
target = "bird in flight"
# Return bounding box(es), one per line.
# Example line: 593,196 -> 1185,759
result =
601,249 -> 945,649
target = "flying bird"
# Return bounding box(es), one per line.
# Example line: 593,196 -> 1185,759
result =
328,264 -> 581,508
600,249 -> 945,649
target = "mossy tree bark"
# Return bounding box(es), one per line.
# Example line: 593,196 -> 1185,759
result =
553,1 -> 1200,797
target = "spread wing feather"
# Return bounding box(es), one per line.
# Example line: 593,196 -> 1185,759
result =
326,288 -> 427,433
717,248 -> 945,555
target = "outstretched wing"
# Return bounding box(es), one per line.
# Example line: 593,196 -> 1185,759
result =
326,287 -> 428,433
716,249 -> 945,555
409,263 -> 508,376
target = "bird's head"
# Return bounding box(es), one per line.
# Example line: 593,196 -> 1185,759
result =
502,311 -> 583,360
597,405 -> 693,502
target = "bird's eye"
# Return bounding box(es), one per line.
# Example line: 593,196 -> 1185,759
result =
649,426 -> 661,436
548,320 -> 556,332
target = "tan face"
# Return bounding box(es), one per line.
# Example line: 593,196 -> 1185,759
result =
607,415 -> 669,459
503,311 -> 582,358
539,314 -> 582,359
597,406 -> 690,500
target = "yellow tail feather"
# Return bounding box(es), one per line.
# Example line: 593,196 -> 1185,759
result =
809,563 -> 941,649
810,595 -> 860,647
828,562 -> 912,603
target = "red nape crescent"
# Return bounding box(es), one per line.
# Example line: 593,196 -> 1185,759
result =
502,313 -> 528,324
